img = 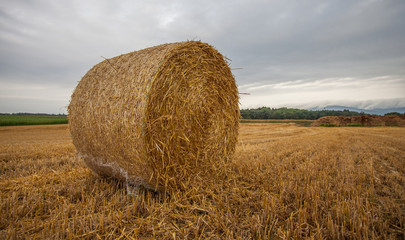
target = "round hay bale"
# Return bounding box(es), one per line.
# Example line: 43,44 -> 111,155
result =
68,41 -> 239,193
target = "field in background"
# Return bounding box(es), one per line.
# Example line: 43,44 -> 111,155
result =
0,116 -> 309,126
0,115 -> 68,126
0,124 -> 404,239
240,119 -> 314,125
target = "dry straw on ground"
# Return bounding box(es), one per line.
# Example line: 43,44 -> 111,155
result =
68,41 -> 239,193
2,124 -> 404,239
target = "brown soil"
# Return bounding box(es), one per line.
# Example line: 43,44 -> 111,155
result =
311,114 -> 405,127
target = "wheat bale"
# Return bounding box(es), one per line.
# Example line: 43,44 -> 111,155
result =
68,41 -> 239,193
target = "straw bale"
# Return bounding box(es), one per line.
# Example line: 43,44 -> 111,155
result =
311,114 -> 405,127
68,41 -> 239,193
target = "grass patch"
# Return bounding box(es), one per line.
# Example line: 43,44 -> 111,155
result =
295,122 -> 312,126
319,123 -> 367,127
240,119 -> 314,124
346,123 -> 364,127
320,123 -> 338,127
0,115 -> 68,126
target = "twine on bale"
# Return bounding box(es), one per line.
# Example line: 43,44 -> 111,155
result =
68,41 -> 239,194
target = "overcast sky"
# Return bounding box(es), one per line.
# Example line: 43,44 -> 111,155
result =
1,0 -> 404,114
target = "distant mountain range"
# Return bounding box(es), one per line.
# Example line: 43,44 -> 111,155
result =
288,98 -> 405,115
309,105 -> 405,115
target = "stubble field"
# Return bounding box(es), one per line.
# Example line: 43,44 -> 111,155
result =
0,123 -> 404,239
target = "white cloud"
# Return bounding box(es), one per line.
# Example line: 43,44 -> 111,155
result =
239,75 -> 405,109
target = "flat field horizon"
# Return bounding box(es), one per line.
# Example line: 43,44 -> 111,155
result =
0,123 -> 404,239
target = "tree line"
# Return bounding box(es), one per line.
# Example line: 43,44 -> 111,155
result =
240,107 -> 365,120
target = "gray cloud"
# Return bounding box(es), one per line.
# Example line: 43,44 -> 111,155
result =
0,0 -> 404,113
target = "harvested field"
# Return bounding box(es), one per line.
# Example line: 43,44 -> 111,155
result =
1,124 -> 404,239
